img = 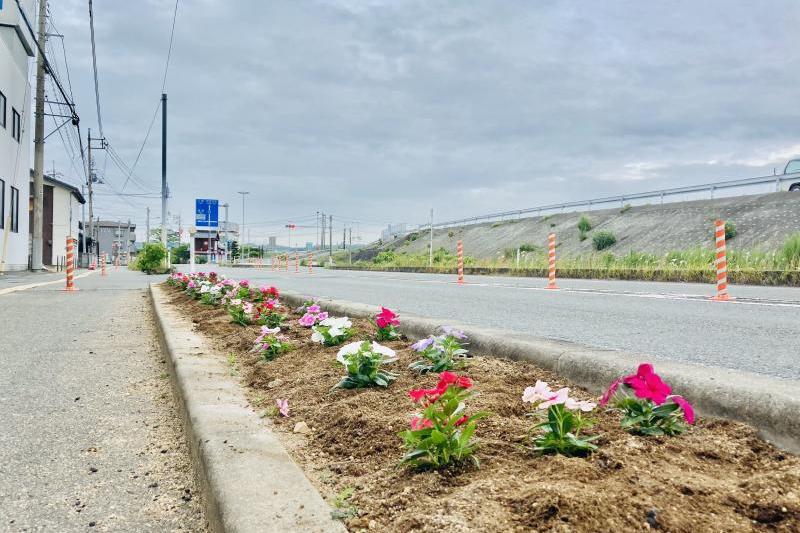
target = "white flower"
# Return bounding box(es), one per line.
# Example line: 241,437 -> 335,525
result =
565,398 -> 597,412
311,328 -> 325,344
522,380 -> 552,404
230,298 -> 242,307
261,326 -> 280,335
336,341 -> 397,365
537,387 -> 569,409
319,316 -> 352,329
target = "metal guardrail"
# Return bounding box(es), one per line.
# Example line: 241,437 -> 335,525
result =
413,171 -> 800,231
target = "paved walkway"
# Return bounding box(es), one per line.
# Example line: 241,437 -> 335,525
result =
0,270 -> 206,532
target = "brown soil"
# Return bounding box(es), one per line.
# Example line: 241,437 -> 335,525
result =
164,285 -> 800,533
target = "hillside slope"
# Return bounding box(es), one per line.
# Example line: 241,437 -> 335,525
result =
364,191 -> 800,260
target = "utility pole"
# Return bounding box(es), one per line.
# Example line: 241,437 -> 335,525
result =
429,208 -> 434,267
342,227 -> 346,250
146,207 -> 150,243
126,219 -> 131,260
349,227 -> 352,265
237,191 -> 249,262
161,93 -> 168,248
316,211 -> 320,250
117,220 -> 122,263
222,202 -> 229,262
80,185 -> 86,264
87,129 -> 94,263
320,212 -> 325,250
328,214 -> 333,264
31,0 -> 48,270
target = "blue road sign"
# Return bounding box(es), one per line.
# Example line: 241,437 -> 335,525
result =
195,199 -> 219,228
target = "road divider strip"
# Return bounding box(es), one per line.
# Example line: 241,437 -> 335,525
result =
149,283 -> 344,533
0,268 -> 96,296
279,289 -> 800,453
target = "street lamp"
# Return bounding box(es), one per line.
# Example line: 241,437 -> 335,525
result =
237,191 -> 249,263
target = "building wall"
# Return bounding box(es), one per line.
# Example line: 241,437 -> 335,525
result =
50,186 -> 80,265
97,224 -> 136,262
0,4 -> 33,271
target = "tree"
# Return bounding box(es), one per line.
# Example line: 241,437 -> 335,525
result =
173,243 -> 190,264
149,228 -> 180,247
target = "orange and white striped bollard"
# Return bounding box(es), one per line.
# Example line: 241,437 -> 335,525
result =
546,233 -> 559,289
63,237 -> 78,292
294,251 -> 299,273
457,240 -> 464,284
101,253 -> 107,276
307,251 -> 313,274
712,220 -> 730,301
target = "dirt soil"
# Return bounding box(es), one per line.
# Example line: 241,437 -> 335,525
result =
164,285 -> 800,533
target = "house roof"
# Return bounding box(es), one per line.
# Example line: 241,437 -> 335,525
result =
29,170 -> 86,204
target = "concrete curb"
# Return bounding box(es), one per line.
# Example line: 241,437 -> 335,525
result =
281,290 -> 800,454
149,283 -> 345,533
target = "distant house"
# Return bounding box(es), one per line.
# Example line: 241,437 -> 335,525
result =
96,220 -> 136,264
28,172 -> 86,266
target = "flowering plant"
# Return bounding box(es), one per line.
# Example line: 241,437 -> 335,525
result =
600,363 -> 694,436
275,399 -> 290,417
228,299 -> 254,326
253,300 -> 286,329
408,327 -> 469,374
333,341 -> 398,389
200,283 -> 223,305
185,279 -> 202,299
522,381 -> 598,456
250,326 -> 292,361
235,279 -> 252,300
400,372 -> 489,468
374,307 -> 400,341
298,304 -> 328,327
253,285 -> 279,303
311,316 -> 354,346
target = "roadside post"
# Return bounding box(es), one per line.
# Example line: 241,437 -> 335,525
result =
546,233 -> 559,289
101,253 -> 107,276
63,237 -> 78,292
294,251 -> 299,273
712,220 -> 730,301
457,240 -> 464,284
307,251 -> 313,274
189,228 -> 196,274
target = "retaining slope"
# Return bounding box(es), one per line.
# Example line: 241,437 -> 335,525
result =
281,290 -> 800,454
149,283 -> 344,533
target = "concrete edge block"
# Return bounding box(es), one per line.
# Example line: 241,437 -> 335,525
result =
148,283 -> 346,533
282,290 -> 800,454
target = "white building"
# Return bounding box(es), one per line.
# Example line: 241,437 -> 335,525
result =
0,0 -> 35,271
27,172 -> 85,266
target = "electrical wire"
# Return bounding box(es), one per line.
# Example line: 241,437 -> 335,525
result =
87,0 -> 103,137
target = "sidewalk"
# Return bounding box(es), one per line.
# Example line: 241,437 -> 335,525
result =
0,270 -> 207,532
0,269 -> 67,290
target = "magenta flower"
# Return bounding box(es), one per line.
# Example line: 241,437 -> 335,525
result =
376,307 -> 400,329
307,304 -> 321,314
599,378 -> 622,406
669,395 -> 695,425
316,311 -> 329,322
623,363 -> 672,405
298,313 -> 316,327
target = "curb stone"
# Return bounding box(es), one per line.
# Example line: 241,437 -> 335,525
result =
281,290 -> 800,454
149,283 -> 345,533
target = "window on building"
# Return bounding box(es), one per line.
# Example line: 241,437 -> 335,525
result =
0,178 -> 4,229
0,90 -> 6,129
10,186 -> 19,232
12,108 -> 21,142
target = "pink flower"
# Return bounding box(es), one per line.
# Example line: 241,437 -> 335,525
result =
410,416 -> 433,430
376,307 -> 400,329
240,280 -> 250,288
298,313 -> 316,327
623,363 -> 672,405
276,398 -> 290,417
537,387 -> 570,409
669,395 -> 695,425
307,304 -> 321,314
599,378 -> 622,406
316,311 -> 329,322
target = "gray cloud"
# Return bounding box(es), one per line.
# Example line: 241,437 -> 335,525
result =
45,0 -> 800,243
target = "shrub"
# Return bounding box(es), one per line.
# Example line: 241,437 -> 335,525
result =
373,251 -> 396,264
781,233 -> 800,268
577,216 -> 592,233
593,231 -> 617,251
447,231 -> 455,238
408,232 -> 419,242
518,243 -> 538,253
620,204 -> 632,214
172,244 -> 190,264
579,232 -> 588,242
136,243 -> 168,274
715,221 -> 737,241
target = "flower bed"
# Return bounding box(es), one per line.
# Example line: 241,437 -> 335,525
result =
164,273 -> 800,532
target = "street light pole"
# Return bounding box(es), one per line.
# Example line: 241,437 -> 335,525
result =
160,93 -> 168,248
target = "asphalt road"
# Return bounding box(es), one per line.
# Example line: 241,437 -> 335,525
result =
0,270 -> 206,532
188,266 -> 800,380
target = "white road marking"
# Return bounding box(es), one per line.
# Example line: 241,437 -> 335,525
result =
0,270 -> 97,296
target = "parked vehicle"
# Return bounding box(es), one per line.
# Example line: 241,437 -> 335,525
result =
783,160 -> 800,191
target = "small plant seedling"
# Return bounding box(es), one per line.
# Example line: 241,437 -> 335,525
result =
331,486 -> 358,520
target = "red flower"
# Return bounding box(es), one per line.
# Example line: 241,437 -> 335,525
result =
261,286 -> 279,298
669,395 -> 695,425
599,378 -> 622,406
623,363 -> 671,405
375,307 -> 400,329
455,415 -> 469,427
456,376 -> 473,389
408,389 -> 428,403
410,416 -> 433,430
437,371 -> 459,387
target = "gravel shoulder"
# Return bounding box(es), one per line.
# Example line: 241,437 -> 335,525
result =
0,272 -> 207,532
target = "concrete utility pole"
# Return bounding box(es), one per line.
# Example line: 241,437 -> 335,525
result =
126,219 -> 131,261
342,227 -> 346,250
87,128 -> 94,262
328,214 -> 333,264
160,93 -> 168,248
237,191 -> 249,261
349,227 -> 352,265
429,208 -> 434,267
31,0 -> 48,270
320,212 -> 325,250
222,202 -> 229,262
146,207 -> 150,243
80,185 -> 86,264
316,211 -> 320,250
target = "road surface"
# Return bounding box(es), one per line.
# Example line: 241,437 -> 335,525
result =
188,266 -> 800,380
0,269 -> 206,532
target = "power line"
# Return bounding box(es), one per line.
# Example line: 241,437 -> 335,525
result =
161,0 -> 180,92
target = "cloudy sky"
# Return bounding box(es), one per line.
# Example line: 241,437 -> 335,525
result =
43,0 -> 800,245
